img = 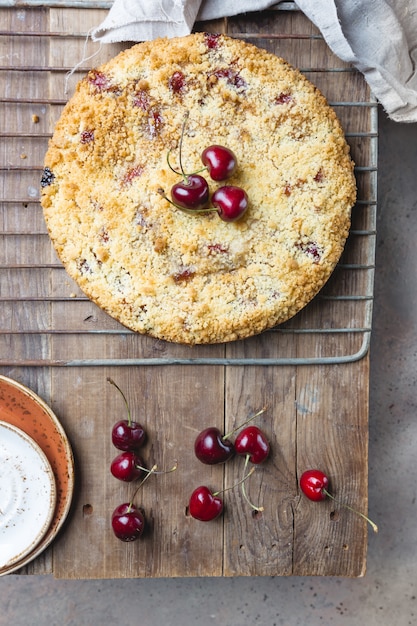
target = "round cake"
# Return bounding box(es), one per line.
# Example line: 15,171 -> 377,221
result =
41,33 -> 356,345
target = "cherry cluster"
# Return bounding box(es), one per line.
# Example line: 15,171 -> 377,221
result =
108,378 -> 176,541
159,114 -> 248,222
107,379 -> 377,538
189,408 -> 270,521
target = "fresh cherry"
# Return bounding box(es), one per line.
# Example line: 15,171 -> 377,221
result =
110,450 -> 146,482
211,185 -> 248,222
299,468 -> 378,532
194,427 -> 235,465
234,425 -> 270,464
171,174 -> 209,210
111,502 -> 145,541
299,469 -> 328,501
108,378 -> 146,452
188,485 -> 223,521
112,420 -> 146,452
188,464 -> 260,521
201,145 -> 237,181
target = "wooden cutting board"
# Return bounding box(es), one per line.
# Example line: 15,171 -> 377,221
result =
0,5 -> 375,578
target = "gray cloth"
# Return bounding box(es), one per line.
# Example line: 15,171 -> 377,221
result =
91,0 -> 417,122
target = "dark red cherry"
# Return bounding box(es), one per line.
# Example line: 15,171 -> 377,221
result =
112,420 -> 146,452
201,145 -> 237,181
194,427 -> 235,465
110,451 -> 146,482
211,186 -> 248,222
171,174 -> 209,210
111,502 -> 145,541
108,377 -> 147,451
234,425 -> 270,464
299,469 -> 329,502
188,486 -> 223,521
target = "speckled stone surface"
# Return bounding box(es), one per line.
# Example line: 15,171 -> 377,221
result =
1,109 -> 416,626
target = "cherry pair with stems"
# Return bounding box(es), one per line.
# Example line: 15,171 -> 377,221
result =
190,408 -> 270,521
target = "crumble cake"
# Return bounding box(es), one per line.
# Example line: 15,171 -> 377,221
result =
41,33 -> 356,345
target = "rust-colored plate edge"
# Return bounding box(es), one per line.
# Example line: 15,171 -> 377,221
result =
0,375 -> 75,576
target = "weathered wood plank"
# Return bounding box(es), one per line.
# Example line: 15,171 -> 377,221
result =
223,363 -> 297,577
50,365 -> 226,578
293,358 -> 369,577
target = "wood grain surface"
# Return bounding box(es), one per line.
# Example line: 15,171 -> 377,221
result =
0,6 -> 375,578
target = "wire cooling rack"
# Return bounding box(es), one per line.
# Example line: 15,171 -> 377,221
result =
0,4 -> 377,367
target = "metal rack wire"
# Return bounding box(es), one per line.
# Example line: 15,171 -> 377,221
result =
0,4 -> 377,367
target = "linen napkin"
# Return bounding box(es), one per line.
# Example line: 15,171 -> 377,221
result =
296,0 -> 417,123
91,0 -> 417,123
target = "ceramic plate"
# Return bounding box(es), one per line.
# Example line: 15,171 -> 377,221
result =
0,421 -> 56,569
0,376 -> 75,576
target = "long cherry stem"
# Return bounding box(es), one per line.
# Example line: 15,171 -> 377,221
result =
223,407 -> 267,441
107,377 -> 132,427
166,149 -> 181,176
178,112 -> 189,181
212,466 -> 255,497
241,455 -> 264,512
127,464 -> 158,512
135,462 -> 178,475
166,149 -> 208,178
127,462 -> 178,513
323,488 -> 378,533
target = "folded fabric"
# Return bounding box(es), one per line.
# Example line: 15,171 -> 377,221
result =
296,0 -> 417,122
91,0 -> 417,122
91,0 -> 202,41
196,0 -> 280,21
91,1 -> 282,43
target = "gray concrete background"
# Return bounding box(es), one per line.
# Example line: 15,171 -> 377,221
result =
1,108 -> 416,626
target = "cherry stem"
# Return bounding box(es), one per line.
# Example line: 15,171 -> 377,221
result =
166,112 -> 190,180
127,461 -> 178,512
241,455 -> 264,512
107,377 -> 132,427
135,461 -> 178,475
212,466 -> 255,497
166,150 -> 181,176
223,407 -> 267,441
166,150 -> 207,178
178,111 -> 189,182
127,464 -> 158,512
157,188 -> 217,215
323,488 -> 378,533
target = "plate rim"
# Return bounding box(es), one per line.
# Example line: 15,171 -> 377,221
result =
0,420 -> 57,569
0,375 -> 75,576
